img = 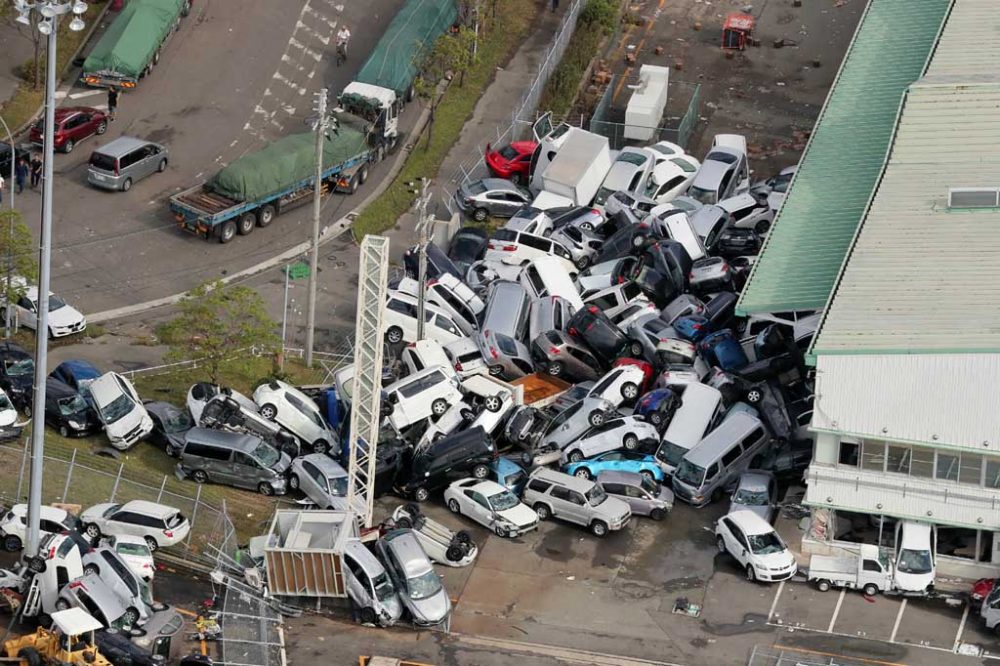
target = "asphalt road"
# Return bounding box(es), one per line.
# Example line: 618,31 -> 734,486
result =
13,0 -> 407,314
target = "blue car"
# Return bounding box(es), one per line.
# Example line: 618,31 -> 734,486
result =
634,388 -> 679,429
697,330 -> 748,371
489,457 -> 528,495
673,315 -> 711,342
563,450 -> 665,482
49,359 -> 101,408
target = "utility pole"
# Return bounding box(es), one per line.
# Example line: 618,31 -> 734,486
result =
305,88 -> 329,368
0,114 -> 15,339
409,179 -> 432,340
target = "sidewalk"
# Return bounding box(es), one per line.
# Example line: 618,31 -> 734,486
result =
0,21 -> 35,113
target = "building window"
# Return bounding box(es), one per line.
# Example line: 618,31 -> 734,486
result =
861,441 -> 885,472
886,446 -> 911,475
960,453 -> 984,486
839,440 -> 859,466
911,447 -> 935,478
936,452 -> 959,482
986,460 -> 1000,489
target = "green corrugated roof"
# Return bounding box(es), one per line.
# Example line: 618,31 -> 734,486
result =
736,0 -> 952,315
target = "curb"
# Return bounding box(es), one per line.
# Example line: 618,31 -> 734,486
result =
88,100 -> 434,324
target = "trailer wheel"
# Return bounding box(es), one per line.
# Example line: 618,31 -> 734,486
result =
816,579 -> 831,593
375,144 -> 386,163
257,204 -> 276,228
219,220 -> 237,243
358,164 -> 369,185
237,212 -> 256,236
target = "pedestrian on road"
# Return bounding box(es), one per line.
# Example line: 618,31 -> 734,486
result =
14,158 -> 27,195
335,25 -> 351,66
29,155 -> 42,190
107,87 -> 119,121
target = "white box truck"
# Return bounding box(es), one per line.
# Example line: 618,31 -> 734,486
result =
625,65 -> 670,142
534,128 -> 613,209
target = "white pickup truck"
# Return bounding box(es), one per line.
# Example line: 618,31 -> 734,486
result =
807,544 -> 894,596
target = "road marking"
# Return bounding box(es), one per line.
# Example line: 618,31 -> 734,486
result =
68,89 -> 104,100
774,644 -> 909,666
453,634 -> 684,666
54,91 -> 68,100
272,70 -> 308,96
295,19 -> 331,45
827,589 -> 846,633
952,603 -> 970,652
288,36 -> 323,62
766,580 -> 785,622
303,3 -> 339,30
889,598 -> 907,643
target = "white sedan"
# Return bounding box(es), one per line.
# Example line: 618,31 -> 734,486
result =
6,285 -> 87,338
253,379 -> 336,454
645,155 -> 701,204
583,365 -> 646,408
444,478 -> 539,538
102,534 -> 156,582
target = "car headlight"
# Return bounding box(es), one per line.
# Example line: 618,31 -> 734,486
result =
68,420 -> 83,429
693,495 -> 704,502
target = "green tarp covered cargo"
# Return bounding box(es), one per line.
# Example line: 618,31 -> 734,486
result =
83,0 -> 186,84
206,117 -> 370,203
356,0 -> 457,96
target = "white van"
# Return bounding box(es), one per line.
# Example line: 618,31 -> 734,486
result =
384,291 -> 464,346
893,522 -> 936,593
519,256 -> 584,311
647,207 -> 706,261
443,338 -> 488,379
90,372 -> 154,451
655,383 -> 724,475
393,275 -> 484,336
671,412 -> 769,506
383,367 -> 464,432
401,340 -> 456,380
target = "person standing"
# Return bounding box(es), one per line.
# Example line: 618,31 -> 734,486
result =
107,86 -> 119,121
29,154 -> 42,190
335,25 -> 351,66
14,157 -> 27,195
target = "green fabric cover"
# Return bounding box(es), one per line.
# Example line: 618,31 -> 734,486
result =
356,0 -> 458,94
206,119 -> 369,202
83,0 -> 185,80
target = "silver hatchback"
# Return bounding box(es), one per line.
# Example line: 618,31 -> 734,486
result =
87,136 -> 168,192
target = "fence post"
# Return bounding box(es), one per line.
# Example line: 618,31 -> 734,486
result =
15,439 -> 28,501
62,449 -> 77,501
156,475 -> 167,503
187,484 -> 203,547
110,464 -> 124,502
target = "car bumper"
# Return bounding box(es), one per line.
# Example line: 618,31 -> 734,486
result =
500,520 -> 539,538
87,170 -> 127,191
50,319 -> 87,337
109,419 -> 153,449
756,565 -> 797,582
608,514 -> 631,531
0,425 -> 23,441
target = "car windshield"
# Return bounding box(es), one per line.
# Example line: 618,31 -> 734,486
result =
639,476 -> 659,494
671,157 -> 698,173
162,407 -> 193,433
747,532 -> 785,555
57,394 -> 87,416
674,459 -> 705,486
5,358 -> 33,377
373,571 -> 396,601
617,152 -> 647,166
489,490 -> 520,511
48,296 -> 67,312
734,489 -> 769,506
658,441 -> 688,466
688,186 -> 715,205
586,485 -> 608,506
594,187 -> 614,205
771,172 -> 794,193
0,393 -> 11,411
897,548 -> 933,575
407,569 -> 442,600
328,476 -> 348,496
116,542 -> 151,558
453,237 -> 483,257
494,333 -> 518,356
252,442 -> 281,468
100,393 -> 135,423
466,181 -> 488,196
498,145 -> 519,160
103,504 -> 122,518
504,471 -> 526,489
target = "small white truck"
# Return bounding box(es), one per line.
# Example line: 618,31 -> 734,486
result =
807,544 -> 894,596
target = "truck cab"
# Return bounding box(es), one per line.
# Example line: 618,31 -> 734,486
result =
809,543 -> 893,596
340,82 -> 400,150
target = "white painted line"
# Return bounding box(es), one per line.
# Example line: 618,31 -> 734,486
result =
304,5 -> 338,31
889,598 -> 907,643
68,89 -> 104,100
295,19 -> 331,45
288,36 -> 323,62
54,91 -> 68,100
827,589 -> 846,633
766,580 -> 785,622
953,603 -> 970,652
272,71 -> 307,95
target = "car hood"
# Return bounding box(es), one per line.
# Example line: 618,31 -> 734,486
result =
597,496 -> 631,522
404,588 -> 451,625
104,407 -> 146,436
0,406 -> 17,427
497,502 -> 537,527
48,305 -> 85,328
732,503 -> 771,522
81,503 -> 115,523
756,549 -> 795,571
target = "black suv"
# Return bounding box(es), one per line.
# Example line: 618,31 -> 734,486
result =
0,341 -> 34,410
397,427 -> 497,502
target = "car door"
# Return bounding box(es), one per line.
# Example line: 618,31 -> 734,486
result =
343,553 -> 374,608
115,375 -> 140,405
463,489 -> 492,526
500,192 -> 525,215
298,460 -> 327,505
139,146 -> 160,178
230,451 -> 264,490
108,511 -> 144,539
720,517 -> 741,557
562,488 -> 589,525
16,295 -> 36,329
623,484 -> 650,514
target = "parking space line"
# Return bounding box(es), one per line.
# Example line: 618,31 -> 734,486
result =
953,603 -> 970,652
774,644 -> 908,666
827,589 -> 846,633
766,580 -> 785,622
889,598 -> 907,643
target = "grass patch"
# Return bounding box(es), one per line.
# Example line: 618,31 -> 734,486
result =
538,0 -> 620,118
352,0 -> 537,239
0,1 -> 109,133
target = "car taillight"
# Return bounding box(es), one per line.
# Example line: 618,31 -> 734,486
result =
591,209 -> 600,215
428,279 -> 438,286
464,197 -> 474,205
68,581 -> 83,590
163,530 -> 173,538
114,160 -> 120,177
617,277 -> 625,284
689,273 -> 695,280
500,245 -> 516,252
568,327 -> 578,336
455,362 -> 463,371
47,546 -> 55,559
588,306 -> 599,314
406,342 -> 416,348
692,323 -> 702,330
488,242 -> 496,250
489,348 -> 498,359
549,347 -> 560,355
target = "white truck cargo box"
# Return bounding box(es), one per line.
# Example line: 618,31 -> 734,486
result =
625,65 -> 670,141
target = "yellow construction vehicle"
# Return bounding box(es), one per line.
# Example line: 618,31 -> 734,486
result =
4,608 -> 113,666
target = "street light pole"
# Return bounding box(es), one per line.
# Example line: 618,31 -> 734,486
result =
409,179 -> 431,340
0,115 -> 15,339
305,88 -> 328,368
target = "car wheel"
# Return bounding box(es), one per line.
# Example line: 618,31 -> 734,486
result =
447,499 -> 461,514
493,523 -> 508,537
472,464 -> 489,479
745,566 -> 757,583
55,599 -> 71,611
192,470 -> 208,484
289,474 -> 300,490
431,399 -> 449,416
484,395 -> 502,412
575,255 -> 591,270
3,535 -> 21,552
580,222 -> 594,232
510,173 -> 523,186
22,404 -> 31,418
711,488 -> 724,503
58,425 -> 70,438
257,204 -> 276,228
716,536 -> 727,554
628,342 -> 643,358
84,563 -> 99,577
237,211 -> 256,236
156,158 -> 168,173
219,220 -> 237,244
588,410 -> 605,427
385,326 -> 404,344
445,545 -> 465,562
574,467 -> 591,480
144,536 -> 159,552
395,515 -> 413,529
623,434 -> 639,451
568,450 -> 583,464
649,412 -> 663,426
259,404 -> 278,420
27,556 -> 45,574
312,440 -> 329,455
650,508 -> 665,521
639,470 -> 655,482
359,607 -> 377,625
863,583 -> 879,597
96,121 -> 108,135
590,521 -> 609,537
746,388 -> 762,404
414,487 -> 430,503
533,503 -> 550,520
755,220 -> 771,235
123,607 -> 141,627
63,139 -> 74,154
358,165 -> 369,185
816,579 -> 831,593
84,523 -> 101,540
473,208 -> 488,222
258,482 -> 275,496
546,362 -> 563,377
488,364 -> 504,377
621,382 -> 639,400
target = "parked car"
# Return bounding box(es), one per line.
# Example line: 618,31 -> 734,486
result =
390,504 -> 477,567
81,500 -> 190,551
384,290 -> 464,346
50,359 -> 101,407
530,330 -> 603,382
504,206 -> 561,236
548,224 -> 603,271
6,285 -> 87,338
752,164 -> 796,213
528,294 -> 575,342
893,521 -> 936,593
396,427 -> 497,502
561,416 -> 660,463
30,106 -> 108,153
444,337 -> 489,379
56,573 -> 134,629
444,478 -> 539,538
383,367 -> 464,432
567,306 -> 630,364
0,341 -> 34,409
485,141 -> 537,185
253,380 -> 337,454
177,427 -> 290,496
81,546 -> 154,624
375,529 -> 452,626
593,147 -> 657,212
446,226 -> 489,274
0,503 -> 82,552
518,256 -> 584,310
728,471 -> 778,523
483,228 -> 577,274
402,242 -> 463,282
522,467 -> 631,537
342,538 -> 403,627
476,280 -> 533,379
489,457 -> 528,495
564,450 -> 665,482
582,365 -> 645,408
597,470 -> 673,520
0,387 -> 21,439
717,192 -> 774,235
90,372 -> 153,450
87,137 -> 168,192
101,534 -> 156,583
688,139 -> 750,205
44,377 -> 100,438
715,510 -> 797,583
634,388 -> 680,429
645,155 -> 700,204
143,400 -> 194,456
455,178 -> 532,221
288,453 -> 348,509
538,396 -> 614,451
584,282 -> 650,320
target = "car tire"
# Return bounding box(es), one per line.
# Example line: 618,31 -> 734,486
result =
96,121 -> 108,135
258,482 -> 275,496
144,536 -> 159,552
472,464 -> 489,480
358,164 -> 369,185
484,395 -> 502,412
123,607 -> 141,627
360,607 -> 377,625
289,474 -> 300,490
455,530 -> 472,544
3,535 -> 22,552
192,470 -> 208,484
816,579 -> 831,593
628,342 -> 643,358
63,139 -> 74,154
588,410 -> 605,427
863,583 -> 879,597
639,470 -> 655,482
18,648 -> 42,666
580,222 -> 594,232
414,487 -> 429,503
473,208 -> 488,222
746,388 -> 762,404
85,523 -> 101,540
395,515 -> 413,528
533,503 -> 550,521
257,204 -> 276,228
488,364 -> 504,377
621,382 -> 639,400
716,536 -> 727,554
259,404 -> 277,420
574,467 -> 591,480
649,412 -> 663,427
312,440 -> 329,455
121,178 -> 132,192
447,499 -> 461,514
157,158 -> 168,173
219,220 -> 237,244
623,434 -> 639,451
745,566 -> 757,583
575,255 -> 591,270
431,399 -> 449,416
590,521 -> 609,538
385,326 -> 403,344
84,564 -> 99,577
55,598 -> 71,611
27,556 -> 45,574
568,450 -> 583,464
238,212 -> 256,236
650,508 -> 666,521
546,362 -> 563,377
494,523 -> 508,537
755,220 -> 771,235
446,545 -> 465,562
58,425 -> 70,438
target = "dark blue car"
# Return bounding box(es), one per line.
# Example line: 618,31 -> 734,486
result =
49,359 -> 101,408
634,388 -> 680,429
673,315 -> 711,342
697,330 -> 749,371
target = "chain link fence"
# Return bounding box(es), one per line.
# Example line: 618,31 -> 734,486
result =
589,79 -> 702,150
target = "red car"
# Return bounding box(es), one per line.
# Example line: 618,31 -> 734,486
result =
971,578 -> 996,607
485,141 -> 537,185
613,357 -> 655,394
30,106 -> 108,153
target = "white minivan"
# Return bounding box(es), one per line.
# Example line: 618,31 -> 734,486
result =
393,274 -> 484,336
655,383 -> 723,475
715,510 -> 797,583
384,291 -> 464,346
518,256 -> 584,311
647,207 -> 706,261
90,372 -> 153,451
383,367 -> 464,432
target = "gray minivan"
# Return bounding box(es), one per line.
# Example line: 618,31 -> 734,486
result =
87,136 -> 168,192
671,412 -> 769,507
476,280 -> 533,378
177,427 -> 290,496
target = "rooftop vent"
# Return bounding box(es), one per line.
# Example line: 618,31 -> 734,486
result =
948,187 -> 1000,209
